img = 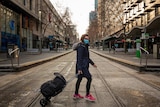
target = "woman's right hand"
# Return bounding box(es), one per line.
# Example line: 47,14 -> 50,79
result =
78,70 -> 83,74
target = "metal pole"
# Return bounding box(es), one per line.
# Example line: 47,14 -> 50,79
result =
39,0 -> 42,54
145,53 -> 148,68
123,24 -> 127,53
0,3 -> 1,51
140,50 -> 142,65
11,57 -> 13,68
17,49 -> 20,66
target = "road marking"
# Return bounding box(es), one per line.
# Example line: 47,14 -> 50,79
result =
64,62 -> 74,77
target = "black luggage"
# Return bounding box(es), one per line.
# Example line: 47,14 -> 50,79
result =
40,72 -> 77,107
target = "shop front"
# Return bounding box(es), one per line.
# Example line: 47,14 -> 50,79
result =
0,4 -> 20,52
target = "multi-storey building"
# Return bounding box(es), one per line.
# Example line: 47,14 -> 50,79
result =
0,0 -> 41,52
97,0 -> 124,50
96,0 -> 160,58
0,0 -> 76,53
123,0 -> 160,57
40,0 -> 67,50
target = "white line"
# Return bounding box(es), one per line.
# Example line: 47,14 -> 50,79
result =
64,62 -> 74,77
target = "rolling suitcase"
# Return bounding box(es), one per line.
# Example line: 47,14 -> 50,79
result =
40,72 -> 78,107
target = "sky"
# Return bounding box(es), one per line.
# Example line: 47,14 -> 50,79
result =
50,0 -> 94,37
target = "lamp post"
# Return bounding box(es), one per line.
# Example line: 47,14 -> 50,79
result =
123,23 -> 127,53
143,0 -> 148,50
38,10 -> 42,53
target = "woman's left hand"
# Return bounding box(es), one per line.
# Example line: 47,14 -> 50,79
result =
93,64 -> 97,68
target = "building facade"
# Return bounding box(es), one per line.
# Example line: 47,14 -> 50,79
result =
0,0 -> 41,52
0,0 -> 77,53
95,0 -> 160,58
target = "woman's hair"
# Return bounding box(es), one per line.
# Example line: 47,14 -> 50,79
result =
80,34 -> 88,42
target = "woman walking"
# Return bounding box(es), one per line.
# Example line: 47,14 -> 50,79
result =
73,34 -> 97,101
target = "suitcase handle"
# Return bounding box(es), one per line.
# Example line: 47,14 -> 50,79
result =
67,73 -> 79,84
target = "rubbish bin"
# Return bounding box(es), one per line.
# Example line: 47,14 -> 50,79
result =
136,39 -> 141,58
7,44 -> 16,58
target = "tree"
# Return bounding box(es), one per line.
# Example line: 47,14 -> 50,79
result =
87,18 -> 99,48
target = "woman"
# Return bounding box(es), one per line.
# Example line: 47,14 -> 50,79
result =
73,34 -> 97,101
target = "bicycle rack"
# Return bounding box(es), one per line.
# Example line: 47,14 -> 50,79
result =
8,48 -> 20,69
140,47 -> 149,68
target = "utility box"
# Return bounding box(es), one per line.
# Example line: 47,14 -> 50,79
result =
136,39 -> 141,58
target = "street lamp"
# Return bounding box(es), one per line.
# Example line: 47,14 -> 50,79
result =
38,10 -> 42,53
123,23 -> 127,53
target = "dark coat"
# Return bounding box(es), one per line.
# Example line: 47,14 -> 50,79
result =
76,43 -> 94,78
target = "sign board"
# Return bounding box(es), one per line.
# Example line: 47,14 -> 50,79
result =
141,33 -> 149,39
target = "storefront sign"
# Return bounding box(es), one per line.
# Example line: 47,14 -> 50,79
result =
9,20 -> 15,30
141,33 -> 149,39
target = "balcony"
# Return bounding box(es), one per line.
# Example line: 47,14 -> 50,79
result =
133,12 -> 136,15
135,0 -> 143,3
135,16 -> 140,19
130,1 -> 134,4
130,18 -> 135,21
128,6 -> 132,10
150,0 -> 156,3
137,9 -> 142,12
152,2 -> 160,8
139,13 -> 146,16
124,10 -> 129,13
122,1 -> 127,4
144,8 -> 154,12
131,3 -> 137,7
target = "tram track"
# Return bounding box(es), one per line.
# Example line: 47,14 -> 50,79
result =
96,68 -> 126,107
26,53 -> 76,107
27,51 -> 160,107
107,58 -> 160,92
92,51 -> 160,107
91,51 -> 160,91
1,51 -> 159,107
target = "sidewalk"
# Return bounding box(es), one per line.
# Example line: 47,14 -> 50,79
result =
0,49 -> 160,72
91,49 -> 160,65
90,49 -> 160,72
0,50 -> 72,71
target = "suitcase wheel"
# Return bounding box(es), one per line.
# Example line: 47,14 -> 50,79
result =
40,98 -> 48,107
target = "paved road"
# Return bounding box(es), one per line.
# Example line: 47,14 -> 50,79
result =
0,51 -> 160,107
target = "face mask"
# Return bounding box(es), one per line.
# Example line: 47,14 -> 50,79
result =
83,39 -> 89,44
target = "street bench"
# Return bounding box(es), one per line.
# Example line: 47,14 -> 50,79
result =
42,48 -> 50,52
27,48 -> 40,54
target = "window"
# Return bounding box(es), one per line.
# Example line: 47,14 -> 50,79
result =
30,0 -> 32,10
141,16 -> 143,26
147,12 -> 150,23
36,21 -> 39,31
150,0 -> 156,3
23,0 -> 26,5
155,7 -> 159,16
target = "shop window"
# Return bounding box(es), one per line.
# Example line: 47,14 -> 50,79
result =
22,16 -> 29,28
